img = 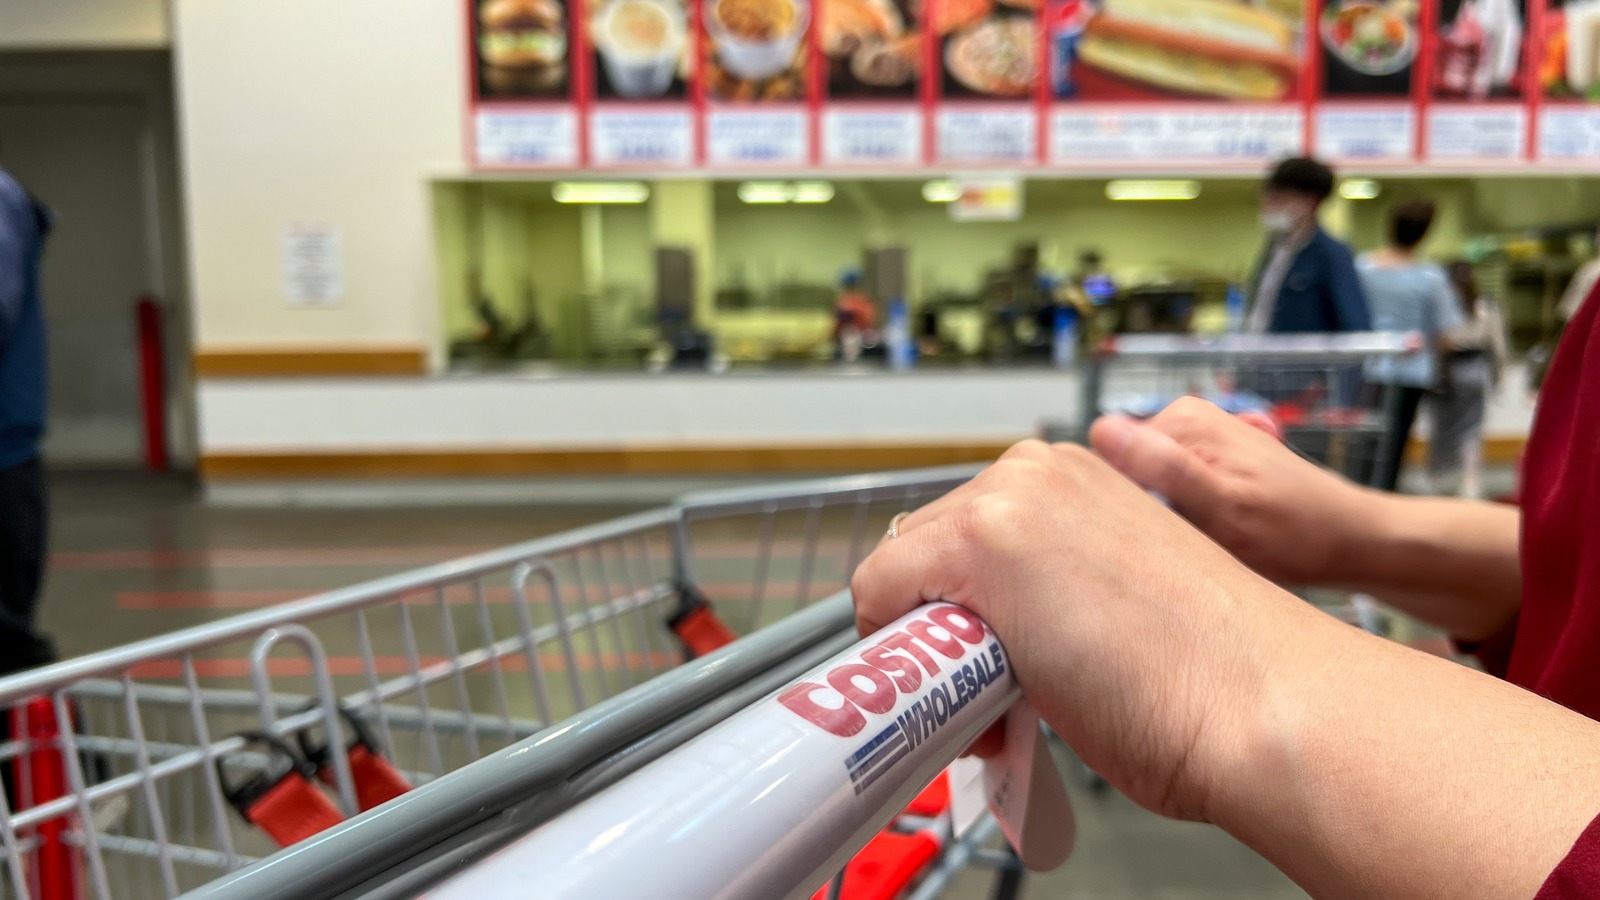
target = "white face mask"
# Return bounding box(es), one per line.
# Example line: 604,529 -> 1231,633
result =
1259,209 -> 1298,234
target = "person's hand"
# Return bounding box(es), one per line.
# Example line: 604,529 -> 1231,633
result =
1089,397 -> 1377,588
851,440 -> 1303,822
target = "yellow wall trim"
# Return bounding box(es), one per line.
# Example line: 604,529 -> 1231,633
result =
200,442 -> 1015,480
195,347 -> 429,378
200,435 -> 1528,480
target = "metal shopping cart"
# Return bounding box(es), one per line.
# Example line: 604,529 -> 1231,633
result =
1041,332 -> 1415,490
0,466 -> 1040,900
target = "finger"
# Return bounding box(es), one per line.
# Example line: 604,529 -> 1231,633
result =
1235,411 -> 1281,441
1089,415 -> 1226,519
850,514 -> 967,638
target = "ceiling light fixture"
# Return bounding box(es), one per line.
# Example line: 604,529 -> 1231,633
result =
1339,179 -> 1382,200
737,181 -> 795,204
921,180 -> 961,203
551,182 -> 650,204
1105,179 -> 1202,201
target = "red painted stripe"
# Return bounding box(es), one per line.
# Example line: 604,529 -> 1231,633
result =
127,649 -> 684,680
115,579 -> 836,610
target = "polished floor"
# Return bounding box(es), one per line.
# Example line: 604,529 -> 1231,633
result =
28,471 -> 1312,899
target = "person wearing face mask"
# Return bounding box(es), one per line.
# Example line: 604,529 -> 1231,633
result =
1245,156 -> 1371,334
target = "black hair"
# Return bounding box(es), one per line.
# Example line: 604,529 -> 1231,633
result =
1264,157 -> 1336,203
1446,259 -> 1480,314
1388,197 -> 1436,250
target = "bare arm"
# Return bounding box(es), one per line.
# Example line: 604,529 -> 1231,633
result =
1092,399 -> 1521,639
853,440 -> 1600,900
1333,492 -> 1521,640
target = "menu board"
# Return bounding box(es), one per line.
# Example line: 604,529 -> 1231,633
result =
463,0 -> 1581,169
820,0 -> 926,163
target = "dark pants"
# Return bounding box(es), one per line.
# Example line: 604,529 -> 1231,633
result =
0,457 -> 54,676
1373,386 -> 1427,492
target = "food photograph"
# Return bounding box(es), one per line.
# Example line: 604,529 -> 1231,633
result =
1319,0 -> 1418,95
823,0 -> 923,97
1541,0 -> 1600,100
1048,0 -> 1305,101
705,0 -> 813,100
1435,0 -> 1524,99
590,0 -> 691,99
476,0 -> 573,97
940,0 -> 1039,100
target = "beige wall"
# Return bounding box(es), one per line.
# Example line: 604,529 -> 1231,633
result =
0,0 -> 167,49
173,0 -> 465,352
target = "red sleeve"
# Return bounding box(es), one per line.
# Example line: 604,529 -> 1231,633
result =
1453,616 -> 1518,679
1538,813 -> 1600,898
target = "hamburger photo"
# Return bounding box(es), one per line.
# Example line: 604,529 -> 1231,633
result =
479,0 -> 569,95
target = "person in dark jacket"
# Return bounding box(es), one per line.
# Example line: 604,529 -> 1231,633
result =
1246,157 -> 1372,334
0,161 -> 56,677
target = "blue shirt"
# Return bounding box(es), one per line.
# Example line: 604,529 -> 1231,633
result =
1247,227 -> 1372,334
1357,256 -> 1464,388
0,168 -> 50,469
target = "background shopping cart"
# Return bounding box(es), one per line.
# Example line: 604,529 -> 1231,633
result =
0,467 -> 1042,900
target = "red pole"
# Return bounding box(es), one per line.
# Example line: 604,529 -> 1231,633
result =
136,297 -> 169,473
13,698 -> 79,900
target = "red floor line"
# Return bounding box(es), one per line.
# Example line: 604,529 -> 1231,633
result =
127,649 -> 685,680
113,579 -> 841,610
52,538 -> 875,572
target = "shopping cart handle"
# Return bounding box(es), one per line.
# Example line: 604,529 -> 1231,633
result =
425,602 -> 1073,900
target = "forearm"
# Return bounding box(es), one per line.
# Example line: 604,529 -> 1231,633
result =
1206,595 -> 1600,899
1329,492 -> 1521,640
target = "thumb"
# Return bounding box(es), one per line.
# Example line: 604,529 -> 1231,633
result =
1089,415 -> 1223,513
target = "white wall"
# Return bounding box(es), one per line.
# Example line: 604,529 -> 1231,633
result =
172,0 -> 465,349
0,0 -> 167,49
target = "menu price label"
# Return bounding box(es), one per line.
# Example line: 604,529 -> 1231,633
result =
1050,108 -> 1303,163
1426,106 -> 1526,160
822,109 -> 923,166
590,109 -> 695,167
1314,106 -> 1416,161
1537,107 -> 1600,160
937,108 -> 1037,164
475,109 -> 580,167
706,109 -> 810,166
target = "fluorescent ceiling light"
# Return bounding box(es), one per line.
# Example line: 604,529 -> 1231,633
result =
793,181 -> 834,203
737,181 -> 794,204
1339,179 -> 1381,200
1105,180 -> 1201,201
922,180 -> 961,203
552,182 -> 650,204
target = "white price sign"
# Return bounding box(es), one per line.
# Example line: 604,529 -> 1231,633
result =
706,108 -> 810,166
590,109 -> 695,167
822,109 -> 923,165
1050,106 -> 1302,162
937,107 -> 1037,164
280,223 -> 343,307
474,109 -> 580,167
1314,106 -> 1416,162
1537,106 -> 1600,160
1426,106 -> 1526,160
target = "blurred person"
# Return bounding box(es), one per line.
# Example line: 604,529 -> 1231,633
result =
1558,224 -> 1600,323
1358,197 -> 1463,492
832,270 -> 876,363
852,279 -> 1600,899
1426,260 -> 1509,499
0,158 -> 55,679
1245,157 -> 1370,334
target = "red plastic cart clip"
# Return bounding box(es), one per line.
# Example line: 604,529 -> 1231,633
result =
667,583 -> 738,659
809,831 -> 941,900
298,706 -> 411,813
219,733 -> 344,848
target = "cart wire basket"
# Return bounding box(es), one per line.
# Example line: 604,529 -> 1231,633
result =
0,466 -> 1049,900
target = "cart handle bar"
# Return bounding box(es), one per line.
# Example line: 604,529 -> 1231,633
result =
426,601 -> 1020,900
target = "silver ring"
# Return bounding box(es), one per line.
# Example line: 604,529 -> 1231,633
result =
886,511 -> 911,540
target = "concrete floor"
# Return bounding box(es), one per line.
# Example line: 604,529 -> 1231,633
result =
31,471 -> 1311,899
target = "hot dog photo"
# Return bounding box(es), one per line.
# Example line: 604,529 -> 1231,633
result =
1047,0 -> 1306,101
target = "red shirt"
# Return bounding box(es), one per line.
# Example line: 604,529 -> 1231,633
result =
1496,289 -> 1600,895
